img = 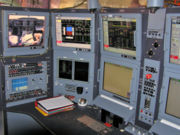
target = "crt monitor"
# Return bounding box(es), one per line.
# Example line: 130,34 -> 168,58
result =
3,10 -> 49,56
52,13 -> 95,51
101,14 -> 142,60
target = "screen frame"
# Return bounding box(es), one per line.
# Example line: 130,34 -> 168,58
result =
159,69 -> 180,125
164,14 -> 180,69
99,56 -> 140,107
51,13 -> 95,52
99,13 -> 142,62
58,59 -> 73,80
3,10 -> 49,56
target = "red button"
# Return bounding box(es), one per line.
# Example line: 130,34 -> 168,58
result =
140,109 -> 143,113
146,74 -> 152,79
104,44 -> 109,48
104,122 -> 112,127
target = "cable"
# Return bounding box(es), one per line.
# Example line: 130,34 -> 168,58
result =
61,0 -> 87,9
73,0 -> 87,8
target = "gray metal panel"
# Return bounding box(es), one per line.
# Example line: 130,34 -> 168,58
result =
164,13 -> 180,71
158,69 -> 180,125
99,56 -> 140,106
99,13 -> 142,63
94,55 -> 140,123
94,96 -> 135,124
2,10 -> 49,56
51,13 -> 95,53
0,57 -> 5,135
147,9 -> 166,39
147,0 -> 164,8
53,51 -> 96,104
0,111 -> 5,135
150,120 -> 180,135
125,123 -> 151,135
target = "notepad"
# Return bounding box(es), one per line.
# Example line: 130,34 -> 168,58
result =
38,96 -> 74,111
35,96 -> 74,116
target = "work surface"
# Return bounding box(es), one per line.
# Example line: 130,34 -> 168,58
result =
7,103 -> 131,135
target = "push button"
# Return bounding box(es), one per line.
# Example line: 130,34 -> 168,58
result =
146,74 -> 152,79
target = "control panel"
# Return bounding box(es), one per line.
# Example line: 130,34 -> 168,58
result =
139,59 -> 160,125
8,62 -> 44,77
5,61 -> 48,106
135,8 -> 165,128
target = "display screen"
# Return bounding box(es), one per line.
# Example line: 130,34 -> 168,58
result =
166,78 -> 180,118
103,62 -> 132,99
103,16 -> 136,57
75,62 -> 89,82
56,16 -> 91,49
59,60 -> 72,79
170,18 -> 180,65
8,15 -> 45,48
12,77 -> 28,91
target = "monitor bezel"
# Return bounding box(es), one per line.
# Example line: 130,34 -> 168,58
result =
159,69 -> 180,125
3,10 -> 49,56
99,13 -> 142,62
57,58 -> 90,83
164,14 -> 180,70
99,56 -> 139,107
51,13 -> 95,52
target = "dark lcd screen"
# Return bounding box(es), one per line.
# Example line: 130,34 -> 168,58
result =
59,60 -> 72,79
74,62 -> 89,82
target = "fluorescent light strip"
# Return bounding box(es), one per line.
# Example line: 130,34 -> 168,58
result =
160,119 -> 180,130
100,95 -> 133,110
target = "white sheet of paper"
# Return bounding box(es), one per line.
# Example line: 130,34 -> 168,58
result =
38,96 -> 73,111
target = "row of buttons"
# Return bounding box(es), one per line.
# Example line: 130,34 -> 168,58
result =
143,86 -> 155,97
7,89 -> 47,102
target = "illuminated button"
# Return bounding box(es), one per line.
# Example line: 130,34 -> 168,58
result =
140,109 -> 143,113
38,63 -> 42,66
146,74 -> 152,79
104,44 -> 109,48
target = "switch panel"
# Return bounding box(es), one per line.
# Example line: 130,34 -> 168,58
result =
5,61 -> 48,106
138,59 -> 160,125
